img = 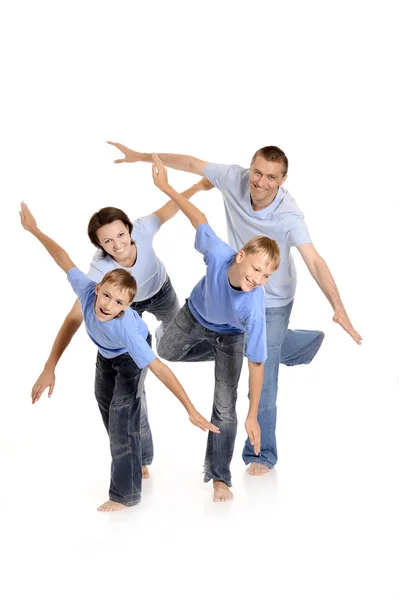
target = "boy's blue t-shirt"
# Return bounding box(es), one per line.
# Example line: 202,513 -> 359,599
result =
67,267 -> 156,369
188,224 -> 267,363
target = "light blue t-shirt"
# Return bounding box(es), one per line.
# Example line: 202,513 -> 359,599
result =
204,163 -> 312,308
87,214 -> 167,302
188,224 -> 267,363
67,267 -> 156,368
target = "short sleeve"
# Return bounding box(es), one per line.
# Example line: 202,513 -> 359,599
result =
67,267 -> 94,298
204,163 -> 233,190
133,214 -> 162,238
194,224 -> 230,264
283,216 -> 312,248
245,293 -> 267,363
123,328 -> 157,369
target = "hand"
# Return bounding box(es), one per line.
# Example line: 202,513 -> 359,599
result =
333,308 -> 363,345
245,416 -> 261,455
31,367 -> 56,404
106,141 -> 140,163
19,202 -> 39,234
196,177 -> 214,192
152,153 -> 170,192
188,410 -> 220,433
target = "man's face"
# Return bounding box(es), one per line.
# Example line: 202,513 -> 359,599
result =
235,251 -> 276,292
249,156 -> 287,208
94,282 -> 132,322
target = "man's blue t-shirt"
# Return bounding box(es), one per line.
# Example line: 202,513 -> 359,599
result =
67,267 -> 156,369
204,163 -> 312,308
188,224 -> 267,363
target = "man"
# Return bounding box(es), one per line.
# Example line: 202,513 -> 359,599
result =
107,141 -> 362,476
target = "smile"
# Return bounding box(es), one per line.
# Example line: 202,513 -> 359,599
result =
246,277 -> 255,288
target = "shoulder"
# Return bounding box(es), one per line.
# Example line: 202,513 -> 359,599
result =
195,224 -> 233,257
204,163 -> 248,189
133,214 -> 161,237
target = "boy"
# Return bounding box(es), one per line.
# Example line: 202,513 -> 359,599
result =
151,155 -> 280,502
19,202 -> 219,512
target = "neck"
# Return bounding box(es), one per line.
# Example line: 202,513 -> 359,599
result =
250,189 -> 279,211
227,262 -> 241,289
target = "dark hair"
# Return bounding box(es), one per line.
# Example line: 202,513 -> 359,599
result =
88,207 -> 134,258
251,146 -> 288,177
99,268 -> 137,305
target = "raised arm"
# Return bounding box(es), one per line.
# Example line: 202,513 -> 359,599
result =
107,141 -> 207,176
31,299 -> 83,403
151,154 -> 208,229
297,243 -> 362,344
20,203 -> 75,273
153,177 -> 214,225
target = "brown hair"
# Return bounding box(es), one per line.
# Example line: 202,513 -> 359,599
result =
241,236 -> 281,271
251,146 -> 288,177
99,268 -> 137,304
88,207 -> 134,258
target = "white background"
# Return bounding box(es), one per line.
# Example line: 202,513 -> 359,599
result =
1,1 -> 398,598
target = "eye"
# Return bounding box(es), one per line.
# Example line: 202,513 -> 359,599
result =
116,300 -> 123,305
118,232 -> 125,238
104,240 -> 110,244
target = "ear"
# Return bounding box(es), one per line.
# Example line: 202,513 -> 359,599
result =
282,173 -> 288,184
236,250 -> 245,264
95,283 -> 101,296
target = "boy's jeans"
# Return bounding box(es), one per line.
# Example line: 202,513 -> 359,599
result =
131,276 -> 180,465
157,302 -> 245,487
95,343 -> 150,507
242,301 -> 325,469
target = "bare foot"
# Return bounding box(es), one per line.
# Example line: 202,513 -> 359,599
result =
213,481 -> 234,502
142,466 -> 150,479
97,500 -> 126,512
247,463 -> 270,476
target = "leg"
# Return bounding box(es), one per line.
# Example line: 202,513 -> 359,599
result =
99,353 -> 144,510
145,276 -> 181,347
280,329 -> 325,366
203,333 -> 244,501
243,303 -> 292,472
139,334 -> 154,474
157,302 -> 214,363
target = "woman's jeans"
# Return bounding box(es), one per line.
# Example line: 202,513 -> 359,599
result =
157,302 -> 245,487
242,301 -> 325,469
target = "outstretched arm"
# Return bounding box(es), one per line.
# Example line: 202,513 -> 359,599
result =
31,299 -> 83,403
245,361 -> 264,456
107,141 -> 207,176
297,243 -> 362,344
153,177 -> 214,225
148,358 -> 220,433
151,154 -> 208,229
20,203 -> 75,273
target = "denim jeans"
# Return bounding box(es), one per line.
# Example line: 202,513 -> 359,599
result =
94,339 -> 150,506
157,302 -> 245,487
242,301 -> 325,468
131,276 -> 180,465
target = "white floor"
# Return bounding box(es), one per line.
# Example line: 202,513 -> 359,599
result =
2,335 -> 398,600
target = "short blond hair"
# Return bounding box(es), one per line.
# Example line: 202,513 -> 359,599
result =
241,236 -> 280,271
100,268 -> 137,304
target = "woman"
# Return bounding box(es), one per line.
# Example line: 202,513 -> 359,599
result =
31,176 -> 214,477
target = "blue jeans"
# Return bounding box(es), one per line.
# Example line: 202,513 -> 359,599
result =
95,344 -> 149,506
131,276 -> 180,465
242,301 -> 325,468
157,302 -> 244,487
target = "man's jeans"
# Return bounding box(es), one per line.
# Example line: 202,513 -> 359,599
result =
157,302 -> 244,487
131,276 -> 180,466
242,301 -> 325,469
95,345 -> 149,506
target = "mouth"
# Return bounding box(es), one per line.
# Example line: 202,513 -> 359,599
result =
253,183 -> 268,192
246,276 -> 255,288
99,307 -> 111,317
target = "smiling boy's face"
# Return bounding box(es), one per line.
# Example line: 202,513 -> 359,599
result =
94,281 -> 132,322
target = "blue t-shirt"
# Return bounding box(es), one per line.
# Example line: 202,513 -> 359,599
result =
87,214 -> 166,302
67,267 -> 156,368
188,225 -> 267,363
204,163 -> 312,307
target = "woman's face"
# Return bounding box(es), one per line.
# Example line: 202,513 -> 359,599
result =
95,220 -> 133,262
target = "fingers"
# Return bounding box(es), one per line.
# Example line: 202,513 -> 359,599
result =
107,141 -> 127,162
49,381 -> 55,398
